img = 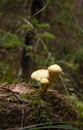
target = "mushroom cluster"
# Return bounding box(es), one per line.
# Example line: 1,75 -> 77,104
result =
31,64 -> 62,93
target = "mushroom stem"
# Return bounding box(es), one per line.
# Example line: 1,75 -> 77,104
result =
48,64 -> 62,83
41,84 -> 48,93
49,73 -> 54,82
40,78 -> 49,93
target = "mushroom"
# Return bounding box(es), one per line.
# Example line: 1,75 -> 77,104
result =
48,64 -> 62,82
31,69 -> 50,93
31,64 -> 62,93
40,78 -> 49,93
31,69 -> 50,81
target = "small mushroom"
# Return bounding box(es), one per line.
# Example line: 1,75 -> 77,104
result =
40,78 -> 49,93
31,69 -> 50,81
48,64 -> 62,82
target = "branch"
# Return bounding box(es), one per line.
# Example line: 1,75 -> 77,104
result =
31,0 -> 50,18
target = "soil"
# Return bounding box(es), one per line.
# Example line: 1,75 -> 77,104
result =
0,83 -> 77,130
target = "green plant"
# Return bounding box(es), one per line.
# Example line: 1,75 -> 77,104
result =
21,17 -> 55,68
73,100 -> 83,121
0,61 -> 15,83
66,95 -> 83,129
74,49 -> 83,63
18,122 -> 78,130
0,32 -> 22,47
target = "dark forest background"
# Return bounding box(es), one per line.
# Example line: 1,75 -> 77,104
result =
0,0 -> 83,88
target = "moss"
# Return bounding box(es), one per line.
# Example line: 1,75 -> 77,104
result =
0,90 -> 78,129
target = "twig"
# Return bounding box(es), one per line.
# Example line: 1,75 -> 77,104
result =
1,87 -> 30,104
21,108 -> 25,128
31,1 -> 50,18
59,74 -> 70,96
20,17 -> 34,30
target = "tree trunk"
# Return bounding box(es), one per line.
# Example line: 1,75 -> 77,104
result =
21,0 -> 45,80
21,31 -> 34,80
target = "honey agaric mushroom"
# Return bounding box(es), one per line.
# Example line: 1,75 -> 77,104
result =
48,64 -> 62,82
40,78 -> 49,93
31,69 -> 50,81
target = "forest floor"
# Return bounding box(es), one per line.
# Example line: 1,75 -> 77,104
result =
0,83 -> 81,130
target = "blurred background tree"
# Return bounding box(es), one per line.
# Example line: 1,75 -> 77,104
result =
0,0 -> 83,91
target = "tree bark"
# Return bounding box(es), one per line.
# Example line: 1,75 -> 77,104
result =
21,31 -> 34,80
21,0 -> 45,80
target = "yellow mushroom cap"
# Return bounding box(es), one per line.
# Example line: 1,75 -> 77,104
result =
31,69 -> 50,81
40,78 -> 49,85
48,64 -> 62,74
